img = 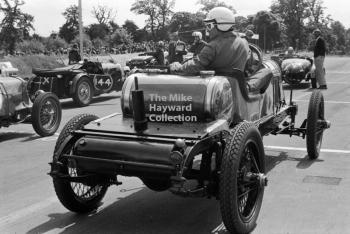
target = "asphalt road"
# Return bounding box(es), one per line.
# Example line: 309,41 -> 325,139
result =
1,56 -> 349,234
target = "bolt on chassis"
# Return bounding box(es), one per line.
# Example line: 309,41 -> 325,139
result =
49,59 -> 330,233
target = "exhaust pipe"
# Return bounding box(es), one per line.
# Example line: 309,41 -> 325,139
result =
132,76 -> 148,132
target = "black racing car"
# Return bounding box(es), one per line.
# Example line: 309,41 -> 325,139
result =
29,61 -> 125,107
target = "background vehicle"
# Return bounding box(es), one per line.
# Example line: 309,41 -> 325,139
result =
49,47 -> 330,233
126,51 -> 169,69
0,62 -> 61,136
271,54 -> 316,87
29,60 -> 125,107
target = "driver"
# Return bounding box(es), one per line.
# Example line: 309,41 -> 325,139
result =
170,7 -> 249,75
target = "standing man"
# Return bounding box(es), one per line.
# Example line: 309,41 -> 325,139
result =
168,31 -> 187,63
313,29 -> 327,89
68,44 -> 81,65
189,31 -> 207,56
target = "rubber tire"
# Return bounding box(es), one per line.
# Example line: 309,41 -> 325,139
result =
32,92 -> 62,137
306,90 -> 325,159
53,114 -> 108,213
219,122 -> 265,234
72,77 -> 94,107
142,178 -> 171,192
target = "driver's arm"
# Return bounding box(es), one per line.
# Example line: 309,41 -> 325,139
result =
174,44 -> 215,75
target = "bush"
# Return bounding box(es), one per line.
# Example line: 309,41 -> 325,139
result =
0,55 -> 64,77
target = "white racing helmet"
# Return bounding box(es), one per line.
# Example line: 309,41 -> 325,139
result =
192,31 -> 202,39
204,7 -> 235,32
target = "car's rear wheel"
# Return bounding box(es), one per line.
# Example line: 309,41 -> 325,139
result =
52,114 -> 108,213
306,90 -> 325,159
73,77 -> 94,107
32,92 -> 61,137
219,122 -> 266,234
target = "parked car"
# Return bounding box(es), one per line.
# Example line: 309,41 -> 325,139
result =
0,62 -> 61,136
271,54 -> 316,87
49,47 -> 330,234
29,60 -> 125,107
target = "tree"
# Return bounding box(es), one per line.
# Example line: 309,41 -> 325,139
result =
155,0 -> 175,29
0,0 -> 34,54
271,0 -> 309,49
131,0 -> 158,39
59,5 -> 79,43
131,0 -> 175,39
17,39 -> 45,54
123,20 -> 139,38
330,21 -> 346,51
169,11 -> 205,42
43,36 -> 68,52
86,23 -> 109,41
197,0 -> 236,14
306,0 -> 327,28
91,5 -> 116,24
108,28 -> 133,47
253,11 -> 282,51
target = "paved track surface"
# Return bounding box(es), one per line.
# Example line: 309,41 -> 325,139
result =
1,56 -> 349,234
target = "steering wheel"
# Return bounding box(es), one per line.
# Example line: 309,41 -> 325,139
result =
245,43 -> 263,77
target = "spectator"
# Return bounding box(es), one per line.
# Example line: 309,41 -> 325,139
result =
313,29 -> 327,89
68,44 -> 81,65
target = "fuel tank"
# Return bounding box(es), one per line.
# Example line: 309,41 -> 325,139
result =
121,73 -> 233,122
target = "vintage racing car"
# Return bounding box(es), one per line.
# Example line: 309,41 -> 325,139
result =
272,54 -> 316,87
126,51 -> 169,69
0,62 -> 61,136
49,46 -> 330,233
29,60 -> 125,107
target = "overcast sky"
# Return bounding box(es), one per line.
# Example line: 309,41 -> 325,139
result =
19,0 -> 350,37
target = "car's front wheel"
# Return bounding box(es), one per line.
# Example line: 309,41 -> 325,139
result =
73,77 -> 94,107
32,92 -> 61,137
306,90 -> 325,159
52,114 -> 108,213
219,122 -> 266,234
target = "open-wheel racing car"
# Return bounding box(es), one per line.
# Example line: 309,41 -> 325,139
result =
126,51 -> 169,69
49,46 -> 330,233
0,62 -> 61,137
29,60 -> 125,107
271,54 -> 316,87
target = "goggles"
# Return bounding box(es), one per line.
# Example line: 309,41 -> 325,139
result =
205,22 -> 216,31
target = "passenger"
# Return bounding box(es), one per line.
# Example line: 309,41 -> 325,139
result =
169,7 -> 249,75
168,31 -> 187,63
189,31 -> 207,56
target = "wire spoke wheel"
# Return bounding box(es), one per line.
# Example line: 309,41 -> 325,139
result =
219,122 -> 266,234
32,93 -> 61,137
73,78 -> 93,106
237,144 -> 261,222
78,81 -> 91,103
40,99 -> 58,130
67,159 -> 105,201
52,114 -> 108,213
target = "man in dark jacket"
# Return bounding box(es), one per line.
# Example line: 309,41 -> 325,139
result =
68,44 -> 81,65
313,29 -> 327,89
